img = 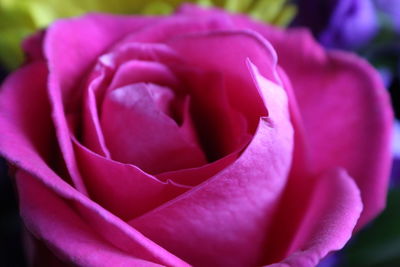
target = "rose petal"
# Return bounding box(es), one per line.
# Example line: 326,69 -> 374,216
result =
156,87 -> 249,186
276,66 -> 313,176
156,151 -> 239,186
167,30 -> 280,131
156,94 -> 248,187
114,13 -> 233,46
256,28 -> 392,227
266,30 -> 393,226
44,14 -> 162,192
0,62 -> 188,267
81,44 -> 183,158
72,137 -> 191,220
22,30 -> 46,63
153,66 -> 252,186
16,170 -> 188,267
98,41 -> 251,164
264,168 -> 362,266
25,231 -> 70,267
95,39 -> 252,181
179,69 -> 251,161
43,13 -> 236,185
108,60 -> 180,92
81,64 -> 112,157
129,58 -> 293,266
101,83 -> 207,173
0,62 -> 61,178
45,14 -> 162,95
179,2 -> 393,227
155,88 -> 248,187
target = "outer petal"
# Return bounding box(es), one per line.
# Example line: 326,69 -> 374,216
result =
233,16 -> 393,227
0,62 -> 188,267
0,62 -> 57,176
16,171 -> 164,267
43,14 -> 162,192
265,168 -> 363,266
73,139 -> 191,220
44,14 -> 162,95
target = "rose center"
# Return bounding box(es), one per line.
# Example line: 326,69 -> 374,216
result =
79,44 -> 252,175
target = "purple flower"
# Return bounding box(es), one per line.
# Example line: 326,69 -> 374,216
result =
294,0 -> 378,50
391,121 -> 400,186
316,253 -> 339,267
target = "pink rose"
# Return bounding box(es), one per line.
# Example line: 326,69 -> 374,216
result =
0,4 -> 393,267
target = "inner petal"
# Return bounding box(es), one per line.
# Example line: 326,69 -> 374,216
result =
79,43 -> 183,159
101,83 -> 207,174
181,69 -> 251,162
81,65 -> 112,157
107,60 -> 180,94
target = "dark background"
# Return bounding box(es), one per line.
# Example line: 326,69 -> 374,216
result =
0,69 -> 26,267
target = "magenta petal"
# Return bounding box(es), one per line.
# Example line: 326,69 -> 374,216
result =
24,231 -> 71,267
113,13 -> 233,46
101,83 -> 207,173
17,171 -> 168,267
179,3 -> 393,227
167,30 -> 280,131
22,30 -> 46,63
181,69 -> 251,161
108,60 -> 179,92
0,67 -> 188,266
81,65 -> 112,157
156,149 -> 239,186
258,29 -> 392,226
129,61 -> 294,266
43,14 -> 161,192
157,92 -> 249,187
45,14 -> 161,94
0,100 -> 188,265
73,138 -> 190,220
0,63 -> 187,265
264,168 -> 362,266
0,62 -> 57,171
13,159 -> 188,266
81,46 -> 182,157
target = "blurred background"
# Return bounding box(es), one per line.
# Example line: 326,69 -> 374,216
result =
0,0 -> 399,266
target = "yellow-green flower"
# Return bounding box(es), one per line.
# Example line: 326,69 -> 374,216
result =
0,0 -> 296,69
